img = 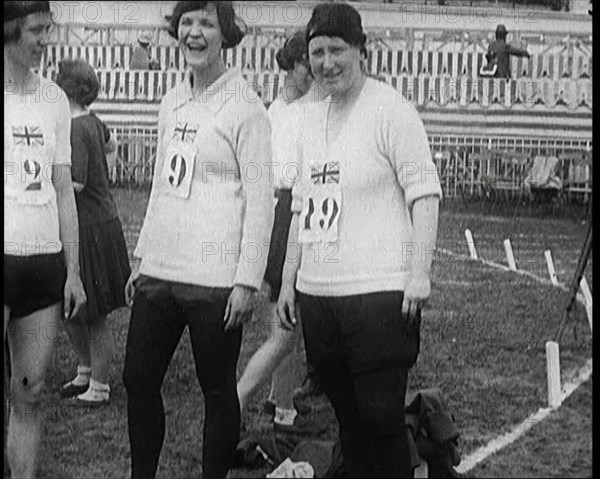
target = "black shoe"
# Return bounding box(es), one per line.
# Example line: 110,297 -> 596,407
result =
60,382 -> 89,398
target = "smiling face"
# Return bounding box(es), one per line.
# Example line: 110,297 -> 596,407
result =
308,36 -> 363,98
177,6 -> 224,72
5,12 -> 54,70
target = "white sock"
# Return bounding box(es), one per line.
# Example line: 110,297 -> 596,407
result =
274,407 -> 297,426
90,378 -> 110,391
77,379 -> 110,401
69,365 -> 92,386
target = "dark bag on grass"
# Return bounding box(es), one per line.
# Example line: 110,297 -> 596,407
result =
298,387 -> 461,479
233,415 -> 332,474
290,439 -> 344,478
405,387 -> 462,478
236,388 -> 460,478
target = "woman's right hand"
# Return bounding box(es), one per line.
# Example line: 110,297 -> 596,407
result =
125,262 -> 141,307
277,284 -> 297,331
63,271 -> 87,321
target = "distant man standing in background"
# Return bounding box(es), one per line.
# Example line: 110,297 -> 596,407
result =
130,31 -> 160,70
487,24 -> 530,78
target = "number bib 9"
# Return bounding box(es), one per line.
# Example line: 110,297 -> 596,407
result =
162,141 -> 196,199
298,186 -> 342,244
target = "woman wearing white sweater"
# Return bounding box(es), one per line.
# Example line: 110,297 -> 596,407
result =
122,2 -> 274,478
277,3 -> 442,477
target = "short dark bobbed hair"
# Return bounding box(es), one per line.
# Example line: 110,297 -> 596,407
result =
56,59 -> 100,107
276,30 -> 307,72
167,1 -> 245,49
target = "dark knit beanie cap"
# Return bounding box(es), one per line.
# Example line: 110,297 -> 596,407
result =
306,3 -> 367,55
4,1 -> 50,22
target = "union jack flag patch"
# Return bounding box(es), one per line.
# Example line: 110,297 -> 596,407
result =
310,162 -> 340,184
172,122 -> 198,143
12,126 -> 44,147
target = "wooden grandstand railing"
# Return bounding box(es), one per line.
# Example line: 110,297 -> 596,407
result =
46,25 -> 590,194
42,43 -> 592,81
38,67 -> 592,110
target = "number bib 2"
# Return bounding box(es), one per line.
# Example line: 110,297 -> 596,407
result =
298,185 -> 342,244
9,157 -> 50,205
162,141 -> 196,199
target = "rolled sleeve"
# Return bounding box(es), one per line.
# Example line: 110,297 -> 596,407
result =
386,102 -> 442,207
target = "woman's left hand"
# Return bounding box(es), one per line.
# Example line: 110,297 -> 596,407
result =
64,272 -> 87,321
223,285 -> 256,332
402,270 -> 431,327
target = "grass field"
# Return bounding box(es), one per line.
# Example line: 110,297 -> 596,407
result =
5,188 -> 592,478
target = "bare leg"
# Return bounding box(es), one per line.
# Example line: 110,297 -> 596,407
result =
64,317 -> 91,368
269,329 -> 303,411
237,302 -> 297,413
7,303 -> 61,479
4,305 -> 9,338
88,315 -> 114,384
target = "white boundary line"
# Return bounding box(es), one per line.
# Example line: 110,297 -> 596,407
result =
437,247 -> 592,474
455,359 -> 592,474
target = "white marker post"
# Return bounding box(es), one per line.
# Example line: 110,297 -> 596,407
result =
465,229 -> 478,260
544,250 -> 559,286
579,276 -> 593,334
503,239 -> 517,271
546,341 -> 562,408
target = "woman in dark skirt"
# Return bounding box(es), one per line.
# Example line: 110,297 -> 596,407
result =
56,59 -> 131,406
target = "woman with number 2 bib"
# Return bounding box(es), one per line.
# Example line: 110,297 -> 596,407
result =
277,3 -> 442,477
122,2 -> 274,479
4,2 -> 86,478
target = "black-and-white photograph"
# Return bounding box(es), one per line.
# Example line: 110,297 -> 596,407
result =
4,1 -> 592,478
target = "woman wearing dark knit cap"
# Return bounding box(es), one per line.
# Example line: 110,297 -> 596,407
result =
4,1 -> 86,477
277,3 -> 442,477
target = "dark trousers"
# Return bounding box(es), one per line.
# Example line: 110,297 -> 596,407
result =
299,291 -> 420,478
123,276 -> 242,479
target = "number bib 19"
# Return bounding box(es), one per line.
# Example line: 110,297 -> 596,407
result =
298,186 -> 342,244
162,141 -> 196,199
